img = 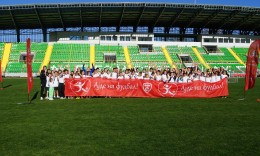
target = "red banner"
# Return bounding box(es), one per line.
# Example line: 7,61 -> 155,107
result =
65,78 -> 229,98
0,60 -> 2,82
244,40 -> 260,91
26,38 -> 33,94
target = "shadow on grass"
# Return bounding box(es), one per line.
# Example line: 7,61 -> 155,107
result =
3,84 -> 12,89
31,91 -> 39,102
16,91 -> 39,105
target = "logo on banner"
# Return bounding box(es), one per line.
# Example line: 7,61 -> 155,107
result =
250,50 -> 256,57
158,82 -> 178,97
143,83 -> 152,93
70,79 -> 91,95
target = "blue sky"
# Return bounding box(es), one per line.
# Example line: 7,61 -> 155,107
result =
0,0 -> 259,7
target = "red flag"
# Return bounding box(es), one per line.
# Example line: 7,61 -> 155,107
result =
26,38 -> 33,94
244,40 -> 260,91
0,60 -> 2,82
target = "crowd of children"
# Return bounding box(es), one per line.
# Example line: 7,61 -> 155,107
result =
40,64 -> 229,100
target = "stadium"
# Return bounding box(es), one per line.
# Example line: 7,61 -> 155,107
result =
0,2 -> 260,155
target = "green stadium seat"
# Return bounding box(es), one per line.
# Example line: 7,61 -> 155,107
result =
128,45 -> 170,68
0,43 -> 4,59
6,43 -> 48,73
95,45 -> 126,68
232,47 -> 248,63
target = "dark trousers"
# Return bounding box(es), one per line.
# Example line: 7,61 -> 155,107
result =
40,84 -> 45,97
58,83 -> 65,98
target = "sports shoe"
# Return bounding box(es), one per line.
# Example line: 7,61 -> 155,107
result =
40,97 -> 43,100
57,96 -> 60,98
49,98 -> 54,100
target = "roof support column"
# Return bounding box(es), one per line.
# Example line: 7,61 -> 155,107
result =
16,29 -> 20,43
209,29 -> 217,34
164,27 -> 170,41
43,28 -> 47,42
116,26 -> 120,32
193,28 -> 201,42
133,26 -> 137,33
179,27 -> 186,41
148,27 -> 153,33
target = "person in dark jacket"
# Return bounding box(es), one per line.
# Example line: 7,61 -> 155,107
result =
40,69 -> 46,100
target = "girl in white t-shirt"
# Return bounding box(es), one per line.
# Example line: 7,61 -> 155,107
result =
53,72 -> 59,98
92,72 -> 100,78
199,72 -> 206,82
74,72 -> 81,79
143,73 -> 150,80
155,71 -> 162,81
205,73 -> 211,83
221,71 -> 228,79
193,73 -> 199,81
111,71 -> 118,79
136,72 -> 143,80
182,73 -> 189,83
131,71 -> 136,79
118,72 -> 124,79
168,72 -> 176,83
48,77 -> 55,100
45,73 -> 51,99
150,72 -> 156,80
215,71 -> 222,82
161,70 -> 168,82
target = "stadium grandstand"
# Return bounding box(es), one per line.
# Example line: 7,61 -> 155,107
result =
0,2 -> 260,77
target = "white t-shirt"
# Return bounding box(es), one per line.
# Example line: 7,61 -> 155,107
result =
46,77 -> 50,87
161,74 -> 168,82
193,77 -> 199,81
49,81 -> 55,88
111,72 -> 118,79
124,74 -> 131,79
216,75 -> 221,82
64,74 -> 70,79
205,77 -> 211,82
211,76 -> 217,83
58,75 -> 65,83
199,76 -> 205,82
182,76 -> 189,83
187,77 -> 193,83
131,75 -> 136,79
53,77 -> 59,87
178,78 -> 183,83
93,73 -> 100,78
136,76 -> 143,80
118,76 -> 124,79
102,73 -> 109,79
74,75 -> 81,79
156,75 -> 162,81
148,71 -> 152,77
221,74 -> 228,79
168,77 -> 176,83
150,75 -> 155,80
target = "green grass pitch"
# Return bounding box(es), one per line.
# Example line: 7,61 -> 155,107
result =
0,78 -> 260,155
